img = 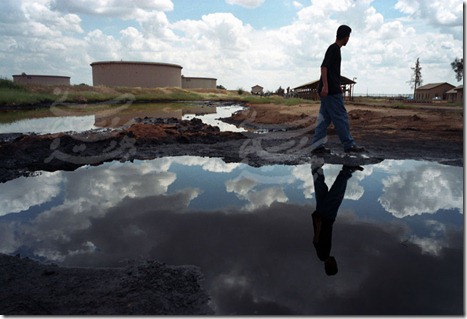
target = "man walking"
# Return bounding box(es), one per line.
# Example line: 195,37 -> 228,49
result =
311,25 -> 365,154
311,163 -> 363,276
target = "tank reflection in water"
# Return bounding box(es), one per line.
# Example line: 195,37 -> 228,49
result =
0,157 -> 463,315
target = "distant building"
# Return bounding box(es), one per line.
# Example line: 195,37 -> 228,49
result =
181,76 -> 217,89
446,85 -> 463,104
90,61 -> 183,88
251,85 -> 264,95
12,73 -> 70,86
294,76 -> 356,100
414,82 -> 455,101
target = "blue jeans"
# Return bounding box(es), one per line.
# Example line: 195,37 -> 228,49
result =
311,94 -> 355,150
313,167 -> 352,220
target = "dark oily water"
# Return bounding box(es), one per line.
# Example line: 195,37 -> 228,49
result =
0,157 -> 463,315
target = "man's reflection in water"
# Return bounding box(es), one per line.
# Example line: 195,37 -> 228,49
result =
311,162 -> 363,276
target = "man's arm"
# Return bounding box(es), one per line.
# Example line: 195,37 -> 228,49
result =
320,66 -> 328,97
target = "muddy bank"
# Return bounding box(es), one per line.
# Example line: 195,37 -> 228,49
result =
0,253 -> 212,315
0,104 -> 463,183
0,117 -> 247,183
226,103 -> 464,166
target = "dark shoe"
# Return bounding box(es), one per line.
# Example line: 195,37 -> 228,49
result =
344,145 -> 365,153
312,146 -> 331,155
343,165 -> 364,173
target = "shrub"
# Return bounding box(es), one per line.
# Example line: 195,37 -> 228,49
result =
0,77 -> 23,90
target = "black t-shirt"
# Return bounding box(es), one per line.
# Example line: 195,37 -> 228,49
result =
318,43 -> 342,95
313,217 -> 334,261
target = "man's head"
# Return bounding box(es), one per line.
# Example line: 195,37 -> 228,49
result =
324,256 -> 338,276
336,25 -> 351,46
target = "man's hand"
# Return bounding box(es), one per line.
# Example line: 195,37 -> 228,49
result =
320,66 -> 328,97
320,85 -> 328,97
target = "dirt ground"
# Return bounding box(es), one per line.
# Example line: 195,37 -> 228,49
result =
229,102 -> 463,166
0,254 -> 212,315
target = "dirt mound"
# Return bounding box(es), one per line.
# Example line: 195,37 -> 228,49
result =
0,254 -> 212,315
0,118 -> 247,183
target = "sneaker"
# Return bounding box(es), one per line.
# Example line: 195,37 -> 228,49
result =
344,145 -> 365,153
312,146 -> 331,155
342,165 -> 364,173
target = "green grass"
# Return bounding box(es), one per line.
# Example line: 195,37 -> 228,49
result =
0,78 -> 56,105
0,78 -> 24,90
0,88 -> 56,105
235,94 -> 313,106
0,78 -> 311,107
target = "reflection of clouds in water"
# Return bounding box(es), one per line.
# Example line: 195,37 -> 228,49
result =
225,177 -> 257,197
292,164 -> 371,200
322,165 -> 372,201
7,158 -> 204,261
379,163 -> 463,218
0,116 -> 96,134
409,220 -> 449,256
2,155 -> 464,311
29,189 -> 202,263
172,156 -> 241,172
64,160 -> 177,203
0,171 -> 62,216
225,176 -> 288,211
244,187 -> 288,211
0,223 -> 18,253
0,154 -> 463,314
291,164 -> 314,198
23,200 -> 462,315
373,160 -> 407,172
410,236 -> 443,256
0,156 -> 244,257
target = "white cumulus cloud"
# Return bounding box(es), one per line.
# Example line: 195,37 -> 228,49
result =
0,0 -> 463,92
379,163 -> 463,218
226,0 -> 265,9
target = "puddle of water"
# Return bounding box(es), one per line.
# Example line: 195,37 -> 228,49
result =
182,105 -> 246,132
0,104 -> 244,134
0,157 -> 463,315
0,116 -> 96,134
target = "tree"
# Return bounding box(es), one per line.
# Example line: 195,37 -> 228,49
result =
451,58 -> 463,82
409,58 -> 423,98
275,86 -> 284,96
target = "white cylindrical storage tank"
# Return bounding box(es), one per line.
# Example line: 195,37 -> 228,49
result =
12,74 -> 70,86
90,61 -> 183,88
182,76 -> 217,89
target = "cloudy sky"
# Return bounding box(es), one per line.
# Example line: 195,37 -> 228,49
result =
0,0 -> 463,94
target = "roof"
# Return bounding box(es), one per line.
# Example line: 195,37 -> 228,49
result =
90,61 -> 183,69
251,85 -> 263,88
182,76 -> 217,80
294,76 -> 356,90
446,85 -> 463,94
13,74 -> 70,78
416,82 -> 455,90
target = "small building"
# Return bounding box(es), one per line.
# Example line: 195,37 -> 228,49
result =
251,85 -> 264,95
181,76 -> 217,89
294,76 -> 356,100
90,61 -> 183,88
446,85 -> 463,104
414,82 -> 455,101
12,73 -> 70,86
